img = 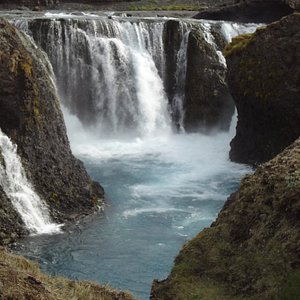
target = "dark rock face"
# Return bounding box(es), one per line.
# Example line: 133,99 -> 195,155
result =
0,19 -> 104,237
195,0 -> 295,23
151,136 -> 300,300
163,20 -> 183,104
226,13 -> 300,165
184,29 -> 234,132
0,187 -> 27,245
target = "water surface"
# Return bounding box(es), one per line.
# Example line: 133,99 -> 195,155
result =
13,121 -> 250,299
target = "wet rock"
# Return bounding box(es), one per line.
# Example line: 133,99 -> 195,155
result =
184,28 -> 234,132
163,20 -> 183,103
0,19 -> 104,239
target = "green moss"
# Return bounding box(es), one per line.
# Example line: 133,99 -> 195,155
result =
278,270 -> 300,299
286,170 -> 300,188
223,33 -> 255,57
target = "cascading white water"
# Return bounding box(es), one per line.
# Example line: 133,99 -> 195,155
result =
0,129 -> 61,234
221,22 -> 261,42
171,23 -> 191,132
13,16 -> 260,139
24,18 -> 171,137
7,14 -> 263,299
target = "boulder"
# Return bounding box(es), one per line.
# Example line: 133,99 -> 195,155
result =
225,13 -> 300,165
0,19 -> 104,237
151,136 -> 300,300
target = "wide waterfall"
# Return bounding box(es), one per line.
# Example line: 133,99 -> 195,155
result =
0,129 -> 61,234
9,13 -> 259,300
14,15 -> 257,136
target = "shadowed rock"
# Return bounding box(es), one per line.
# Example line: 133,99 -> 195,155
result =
0,19 -> 104,242
225,13 -> 300,165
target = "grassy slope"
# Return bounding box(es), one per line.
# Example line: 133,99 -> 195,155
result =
0,248 -> 136,300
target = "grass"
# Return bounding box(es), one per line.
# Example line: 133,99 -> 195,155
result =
223,33 -> 255,57
0,248 -> 136,300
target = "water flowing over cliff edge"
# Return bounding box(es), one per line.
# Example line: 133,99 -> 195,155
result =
1,12 -> 260,299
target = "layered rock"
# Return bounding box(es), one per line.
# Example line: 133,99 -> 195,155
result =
195,0 -> 296,23
225,13 -> 300,165
184,28 -> 234,132
0,19 -> 104,242
151,136 -> 300,299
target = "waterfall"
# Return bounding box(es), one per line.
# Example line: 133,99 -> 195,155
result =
13,15 -> 260,138
0,129 -> 61,234
21,18 -> 172,137
171,24 -> 191,132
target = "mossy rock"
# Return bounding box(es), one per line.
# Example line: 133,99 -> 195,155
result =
0,18 -> 104,233
152,137 -> 300,300
226,13 -> 300,165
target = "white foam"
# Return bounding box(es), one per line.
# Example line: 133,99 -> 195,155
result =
0,129 -> 62,235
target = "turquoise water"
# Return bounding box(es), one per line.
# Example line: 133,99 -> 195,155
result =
12,124 -> 250,299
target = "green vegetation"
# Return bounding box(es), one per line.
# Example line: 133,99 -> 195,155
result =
279,271 -> 300,300
223,33 -> 255,57
0,248 -> 136,300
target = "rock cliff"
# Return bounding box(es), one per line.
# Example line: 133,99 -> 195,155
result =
184,28 -> 234,132
225,13 -> 300,165
151,136 -> 300,300
0,19 -> 104,243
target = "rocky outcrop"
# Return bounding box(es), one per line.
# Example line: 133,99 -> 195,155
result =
0,248 -> 136,300
151,136 -> 300,300
1,0 -> 58,9
0,19 -> 104,241
184,28 -> 234,132
195,0 -> 296,23
225,13 -> 300,165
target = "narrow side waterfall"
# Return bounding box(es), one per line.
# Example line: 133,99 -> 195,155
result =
171,24 -> 190,131
0,129 -> 61,234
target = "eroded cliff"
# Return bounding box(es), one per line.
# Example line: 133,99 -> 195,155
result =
0,19 -> 104,243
